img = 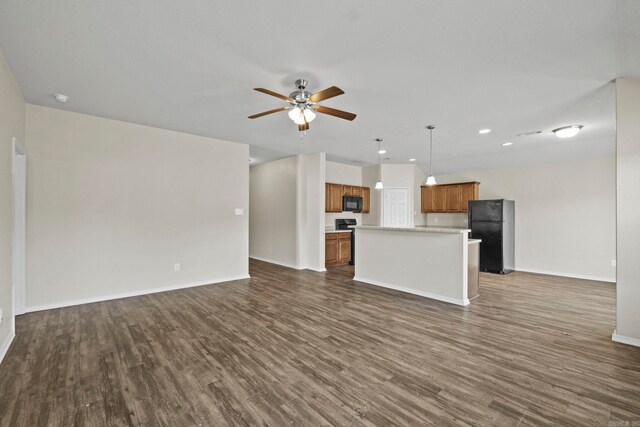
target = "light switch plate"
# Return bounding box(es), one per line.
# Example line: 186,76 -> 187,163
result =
235,208 -> 244,215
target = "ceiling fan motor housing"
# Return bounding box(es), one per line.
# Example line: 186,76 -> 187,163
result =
289,78 -> 312,104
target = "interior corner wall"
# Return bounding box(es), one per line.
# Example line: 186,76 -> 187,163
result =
362,165 -> 381,226
250,156 -> 299,268
615,77 -> 640,344
0,46 -> 25,359
297,153 -> 325,271
325,161 -> 363,226
25,104 -> 250,311
426,156 -> 616,282
412,165 -> 427,226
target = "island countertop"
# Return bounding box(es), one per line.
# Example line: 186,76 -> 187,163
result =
355,225 -> 470,234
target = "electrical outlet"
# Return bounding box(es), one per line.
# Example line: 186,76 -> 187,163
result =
234,208 -> 244,215
174,263 -> 181,272
611,259 -> 617,267
434,217 -> 439,224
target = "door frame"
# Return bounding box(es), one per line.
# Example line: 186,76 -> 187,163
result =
382,187 -> 410,228
12,137 -> 27,326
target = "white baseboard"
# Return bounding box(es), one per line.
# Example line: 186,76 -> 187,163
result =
353,276 -> 470,306
249,256 -> 302,270
515,268 -> 615,283
612,331 -> 640,348
25,274 -> 251,313
307,267 -> 327,272
0,331 -> 16,366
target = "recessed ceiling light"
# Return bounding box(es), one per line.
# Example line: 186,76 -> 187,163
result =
502,142 -> 513,146
409,158 -> 416,162
54,93 -> 69,103
552,125 -> 583,138
378,149 -> 387,154
479,129 -> 491,134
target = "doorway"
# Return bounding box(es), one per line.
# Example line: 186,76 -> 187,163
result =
383,188 -> 409,228
12,138 -> 26,325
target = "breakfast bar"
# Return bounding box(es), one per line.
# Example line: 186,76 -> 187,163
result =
353,226 -> 474,306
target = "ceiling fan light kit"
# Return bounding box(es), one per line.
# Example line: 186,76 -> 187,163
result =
249,78 -> 356,134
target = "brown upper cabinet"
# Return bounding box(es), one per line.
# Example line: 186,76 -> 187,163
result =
421,182 -> 480,213
325,183 -> 371,213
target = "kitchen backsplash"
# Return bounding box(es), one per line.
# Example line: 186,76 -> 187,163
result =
326,212 -> 363,227
425,213 -> 468,227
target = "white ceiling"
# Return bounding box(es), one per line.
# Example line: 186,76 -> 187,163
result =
1,1 -> 638,173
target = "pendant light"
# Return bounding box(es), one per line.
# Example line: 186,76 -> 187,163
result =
425,125 -> 437,186
375,138 -> 384,190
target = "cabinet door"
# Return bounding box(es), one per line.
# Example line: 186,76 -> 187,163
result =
326,184 -> 343,212
350,186 -> 362,197
433,186 -> 448,212
446,185 -> 463,212
338,234 -> 352,263
421,186 -> 434,213
459,183 -> 479,212
361,187 -> 370,214
325,234 -> 339,265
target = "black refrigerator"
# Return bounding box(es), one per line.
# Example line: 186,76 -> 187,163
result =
468,199 -> 515,274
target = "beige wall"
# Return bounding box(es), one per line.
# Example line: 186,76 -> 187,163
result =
615,77 -> 640,343
25,105 -> 249,310
425,156 -> 616,282
250,154 -> 325,270
325,161 -> 363,226
0,47 -> 25,355
249,156 -> 298,267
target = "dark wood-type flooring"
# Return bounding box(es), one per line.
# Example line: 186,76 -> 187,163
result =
1,259 -> 639,426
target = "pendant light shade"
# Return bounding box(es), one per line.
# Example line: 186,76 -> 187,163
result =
425,125 -> 437,186
375,138 -> 384,190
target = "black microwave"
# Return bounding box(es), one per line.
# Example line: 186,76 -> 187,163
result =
342,196 -> 363,212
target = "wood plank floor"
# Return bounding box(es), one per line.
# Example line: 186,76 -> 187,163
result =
1,259 -> 639,426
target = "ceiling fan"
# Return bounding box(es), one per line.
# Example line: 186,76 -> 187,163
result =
248,79 -> 357,133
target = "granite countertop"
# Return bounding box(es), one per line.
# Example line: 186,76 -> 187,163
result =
354,225 -> 470,234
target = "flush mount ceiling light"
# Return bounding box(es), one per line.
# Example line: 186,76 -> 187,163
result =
375,138 -> 384,190
552,125 -> 583,139
54,93 -> 69,103
409,158 -> 416,162
425,125 -> 437,186
479,129 -> 491,134
502,142 -> 513,146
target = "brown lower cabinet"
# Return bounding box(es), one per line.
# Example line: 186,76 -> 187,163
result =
325,232 -> 352,266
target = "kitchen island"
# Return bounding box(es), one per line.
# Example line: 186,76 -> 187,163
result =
354,226 -> 473,306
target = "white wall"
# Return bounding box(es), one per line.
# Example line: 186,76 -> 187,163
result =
424,156 -> 616,282
615,77 -> 640,344
325,161 -> 362,226
297,153 -> 326,271
362,165 -> 382,226
250,154 -> 325,271
250,156 -> 298,268
0,46 -> 25,360
25,104 -> 249,310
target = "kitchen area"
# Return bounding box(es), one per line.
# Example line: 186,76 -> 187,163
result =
324,168 -> 515,306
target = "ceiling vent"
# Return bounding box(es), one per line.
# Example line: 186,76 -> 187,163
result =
516,130 -> 542,137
